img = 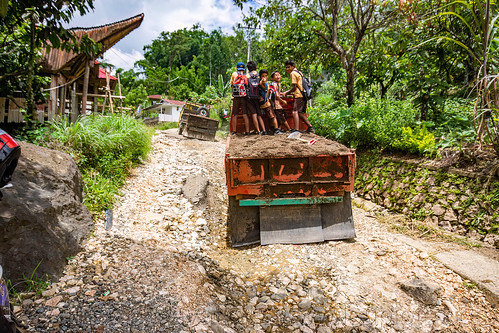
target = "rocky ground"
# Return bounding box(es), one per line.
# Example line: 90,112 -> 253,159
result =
15,129 -> 499,332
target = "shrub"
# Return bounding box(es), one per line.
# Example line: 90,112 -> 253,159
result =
309,96 -> 418,149
426,98 -> 475,149
24,115 -> 152,214
393,125 -> 437,156
155,122 -> 178,130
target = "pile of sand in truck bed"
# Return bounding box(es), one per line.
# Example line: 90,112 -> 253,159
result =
226,133 -> 352,158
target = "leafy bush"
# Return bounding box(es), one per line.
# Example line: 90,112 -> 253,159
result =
155,122 -> 178,130
309,96 -> 417,149
425,98 -> 475,149
314,78 -> 346,108
393,125 -> 437,156
24,115 -> 152,213
124,84 -> 150,109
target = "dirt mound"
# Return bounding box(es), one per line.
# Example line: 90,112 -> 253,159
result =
227,133 -> 352,158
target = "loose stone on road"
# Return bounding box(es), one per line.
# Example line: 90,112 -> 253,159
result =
18,129 -> 498,332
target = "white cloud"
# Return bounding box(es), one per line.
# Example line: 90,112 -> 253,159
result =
68,0 -> 248,70
102,48 -> 143,72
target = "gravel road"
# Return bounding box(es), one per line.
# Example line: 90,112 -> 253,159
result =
17,129 -> 498,332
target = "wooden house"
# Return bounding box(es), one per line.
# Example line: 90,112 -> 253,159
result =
0,13 -> 144,124
145,95 -> 186,122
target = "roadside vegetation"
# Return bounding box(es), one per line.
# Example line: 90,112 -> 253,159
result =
2,1 -> 496,161
308,79 -> 476,157
21,115 -> 152,215
118,0 -> 497,163
1,1 -> 497,222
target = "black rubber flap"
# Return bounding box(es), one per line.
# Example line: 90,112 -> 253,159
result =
260,205 -> 324,245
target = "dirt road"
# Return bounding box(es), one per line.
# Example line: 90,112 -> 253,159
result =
19,129 -> 498,332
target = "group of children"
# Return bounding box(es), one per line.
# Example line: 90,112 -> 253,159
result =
230,60 -> 315,135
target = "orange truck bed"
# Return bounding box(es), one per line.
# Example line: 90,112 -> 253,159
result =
225,97 -> 356,246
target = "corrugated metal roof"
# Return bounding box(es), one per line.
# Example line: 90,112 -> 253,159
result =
148,96 -> 186,106
98,67 -> 117,80
41,13 -> 144,75
163,100 -> 186,106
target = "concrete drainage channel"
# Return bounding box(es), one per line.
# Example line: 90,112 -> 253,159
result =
353,196 -> 499,308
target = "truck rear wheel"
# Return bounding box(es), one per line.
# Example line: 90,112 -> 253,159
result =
228,196 -> 260,247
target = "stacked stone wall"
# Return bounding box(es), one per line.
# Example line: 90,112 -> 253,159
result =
354,153 -> 499,240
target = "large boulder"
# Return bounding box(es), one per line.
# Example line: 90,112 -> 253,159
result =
0,141 -> 92,283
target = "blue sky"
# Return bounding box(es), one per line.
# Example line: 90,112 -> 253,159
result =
68,0 -> 249,70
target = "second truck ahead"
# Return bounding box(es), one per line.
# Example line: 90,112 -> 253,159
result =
225,98 -> 356,247
178,102 -> 219,141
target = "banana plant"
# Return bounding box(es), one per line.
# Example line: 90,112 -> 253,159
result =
216,74 -> 230,98
424,0 -> 499,155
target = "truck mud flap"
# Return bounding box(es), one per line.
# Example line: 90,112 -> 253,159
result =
228,197 -> 260,247
260,205 -> 324,245
321,192 -> 356,240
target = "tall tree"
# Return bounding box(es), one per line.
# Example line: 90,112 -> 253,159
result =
235,0 -> 398,105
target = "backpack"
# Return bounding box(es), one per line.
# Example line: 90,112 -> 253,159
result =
232,72 -> 248,97
295,70 -> 313,100
247,72 -> 260,99
268,84 -> 277,109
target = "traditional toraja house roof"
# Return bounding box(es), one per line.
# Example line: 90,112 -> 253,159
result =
41,13 -> 144,77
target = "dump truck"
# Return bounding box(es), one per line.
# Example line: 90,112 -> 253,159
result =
225,98 -> 356,247
178,102 -> 219,141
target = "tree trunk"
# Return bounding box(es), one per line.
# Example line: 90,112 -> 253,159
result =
346,64 -> 355,106
380,81 -> 387,100
26,17 -> 36,124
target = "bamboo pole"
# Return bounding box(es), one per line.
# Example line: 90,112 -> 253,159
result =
106,70 -> 114,113
117,72 -> 123,113
71,83 -> 78,123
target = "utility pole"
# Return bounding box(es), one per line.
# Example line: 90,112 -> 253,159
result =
247,38 -> 251,64
238,24 -> 258,67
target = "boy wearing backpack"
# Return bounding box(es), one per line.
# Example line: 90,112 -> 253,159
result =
259,69 -> 283,135
246,61 -> 265,134
230,62 -> 250,134
269,71 -> 291,132
283,60 -> 315,133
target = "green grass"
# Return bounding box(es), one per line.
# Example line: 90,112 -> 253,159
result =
22,115 -> 153,215
155,121 -> 178,130
7,261 -> 50,302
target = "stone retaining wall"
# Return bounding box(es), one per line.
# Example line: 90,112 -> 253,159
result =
354,153 -> 499,240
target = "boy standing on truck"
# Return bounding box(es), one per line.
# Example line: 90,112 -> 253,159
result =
258,69 -> 282,135
246,61 -> 266,134
283,60 -> 315,133
230,62 -> 250,135
270,71 -> 291,132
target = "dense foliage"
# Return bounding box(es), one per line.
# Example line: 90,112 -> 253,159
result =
0,0 -> 497,157
229,0 -> 498,156
22,115 -> 152,214
118,25 -> 265,103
